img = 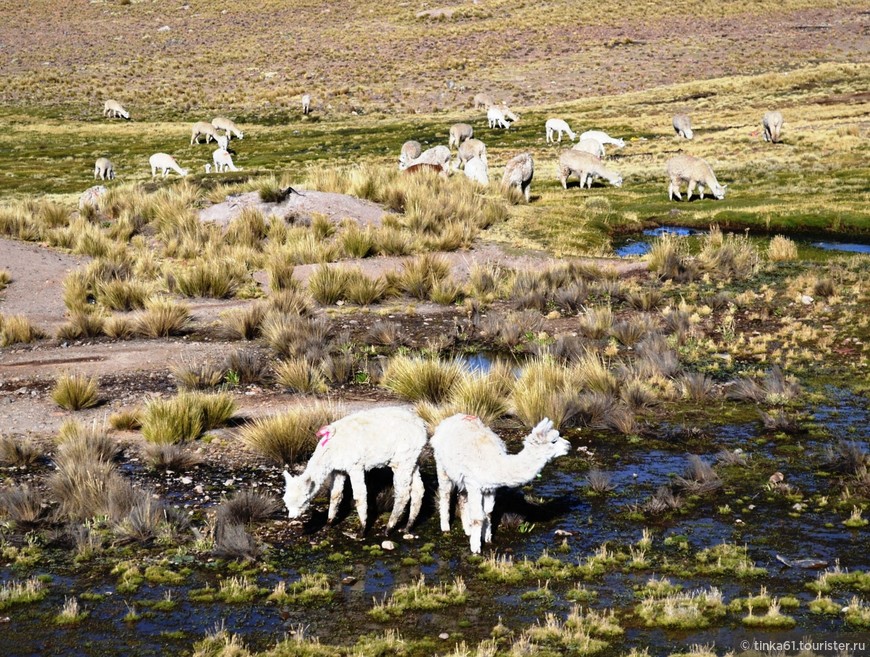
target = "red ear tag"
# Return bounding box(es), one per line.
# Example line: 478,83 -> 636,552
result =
463,415 -> 478,421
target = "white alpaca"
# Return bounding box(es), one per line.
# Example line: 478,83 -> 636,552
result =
573,138 -> 605,158
399,145 -> 452,174
545,118 -> 576,143
302,94 -> 311,115
204,164 -> 212,174
212,117 -> 244,141
579,130 -> 625,151
464,156 -> 489,185
191,121 -> 221,145
103,99 -> 130,120
501,152 -> 534,202
558,150 -> 623,189
487,107 -> 511,130
762,110 -> 783,143
149,153 -> 188,178
448,123 -> 474,149
454,138 -> 487,169
666,154 -> 726,201
215,134 -> 229,150
473,92 -> 495,109
673,113 -> 694,140
431,415 -> 570,553
282,407 -> 427,532
501,105 -> 520,122
212,148 -> 239,172
94,157 -> 115,181
399,140 -> 422,169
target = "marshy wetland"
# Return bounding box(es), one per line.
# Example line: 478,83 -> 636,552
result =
1,1 -> 869,656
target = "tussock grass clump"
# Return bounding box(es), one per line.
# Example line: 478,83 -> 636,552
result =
695,542 -> 765,577
172,359 -> 226,390
636,588 -> 725,629
239,402 -> 339,465
571,350 -> 619,395
140,392 -> 235,444
103,315 -> 135,340
224,349 -> 269,385
226,207 -> 268,249
344,269 -> 389,306
144,443 -> 201,471
577,305 -> 614,339
170,258 -> 248,299
273,358 -> 328,394
115,495 -> 186,544
586,469 -> 616,494
0,484 -> 45,524
369,576 -> 467,620
55,421 -> 121,465
679,372 -> 717,401
307,264 -> 351,305
49,458 -> 131,522
96,278 -> 152,311
367,320 -> 403,347
340,223 -> 376,258
55,596 -> 89,625
269,287 -> 314,316
51,372 -> 100,411
449,364 -> 515,424
108,408 -> 142,430
697,226 -> 759,280
675,455 -> 722,494
374,226 -> 413,256
511,357 -> 575,430
262,312 -> 331,360
742,599 -> 796,628
213,522 -> 261,561
0,577 -> 48,610
768,235 -> 798,262
0,314 -> 45,346
217,490 -> 280,528
220,303 -> 267,340
469,261 -> 513,300
394,254 -> 450,300
0,434 -> 42,467
56,311 -> 105,340
265,249 -> 299,291
381,355 -> 463,404
136,298 -> 191,338
269,573 -> 334,605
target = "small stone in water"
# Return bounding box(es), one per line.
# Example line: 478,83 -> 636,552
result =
342,576 -> 357,585
402,533 -> 416,541
439,633 -> 450,640
381,540 -> 396,551
181,476 -> 193,485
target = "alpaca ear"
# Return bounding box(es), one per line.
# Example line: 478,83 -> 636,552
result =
282,469 -> 293,486
533,417 -> 553,437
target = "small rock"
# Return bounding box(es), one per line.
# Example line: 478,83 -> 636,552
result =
439,633 -> 450,640
341,576 -> 357,585
546,310 -> 561,320
402,533 -> 417,541
800,294 -> 814,305
381,540 -> 396,551
769,471 -> 785,485
157,25 -> 170,32
181,476 -> 193,485
554,529 -> 573,537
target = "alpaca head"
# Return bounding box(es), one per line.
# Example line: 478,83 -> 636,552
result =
525,418 -> 570,458
282,469 -> 317,518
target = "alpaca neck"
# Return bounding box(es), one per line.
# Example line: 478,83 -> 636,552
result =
479,444 -> 555,491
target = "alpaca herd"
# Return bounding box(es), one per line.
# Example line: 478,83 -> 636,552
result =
93,93 -> 311,181
394,95 -> 784,203
282,406 -> 569,554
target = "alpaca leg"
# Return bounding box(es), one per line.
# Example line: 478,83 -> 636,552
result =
458,491 -> 472,535
436,463 -> 453,532
327,472 -> 346,525
483,493 -> 496,544
687,180 -> 696,201
465,486 -> 485,554
386,465 -> 413,532
348,469 -> 368,531
405,468 -> 424,531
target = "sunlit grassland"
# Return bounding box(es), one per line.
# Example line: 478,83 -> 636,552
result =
0,62 -> 867,256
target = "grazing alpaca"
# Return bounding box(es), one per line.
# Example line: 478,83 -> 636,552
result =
103,99 -> 130,120
302,94 -> 311,115
448,123 -> 474,149
666,154 -> 726,201
212,116 -> 244,141
501,152 -> 534,202
212,148 -> 239,172
430,415 -> 570,553
579,130 -> 625,152
94,157 -> 115,181
399,145 -> 452,175
545,118 -> 576,143
399,140 -> 422,168
762,110 -> 783,143
673,113 -> 694,140
487,106 -> 512,130
149,153 -> 188,178
282,407 -> 427,533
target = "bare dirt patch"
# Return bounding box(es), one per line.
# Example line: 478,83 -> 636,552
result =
199,190 -> 389,229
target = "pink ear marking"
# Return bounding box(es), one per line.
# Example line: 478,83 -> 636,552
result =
463,415 -> 478,421
316,426 -> 332,447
